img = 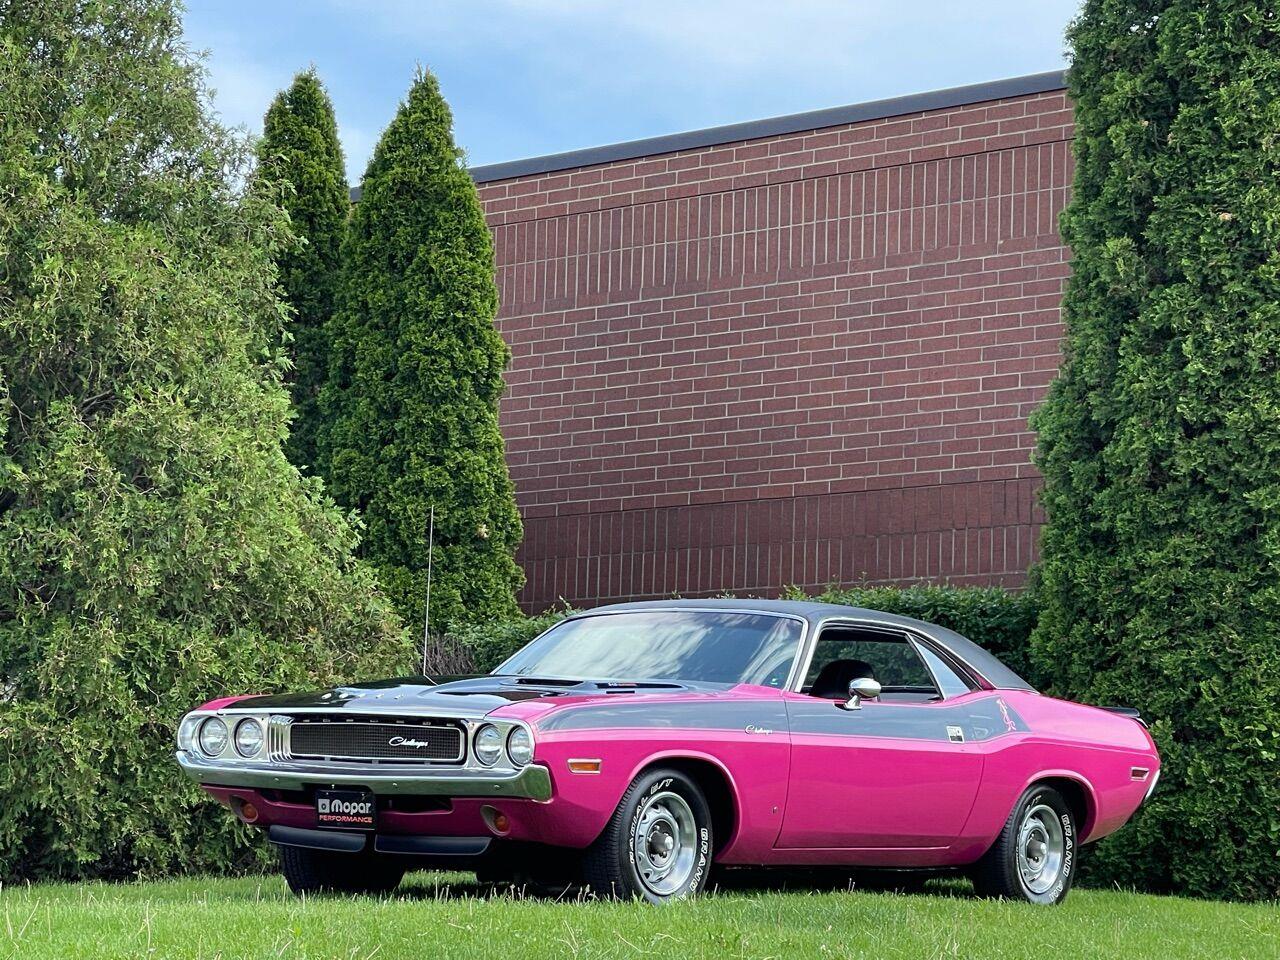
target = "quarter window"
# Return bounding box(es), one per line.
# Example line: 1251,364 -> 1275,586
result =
914,643 -> 973,698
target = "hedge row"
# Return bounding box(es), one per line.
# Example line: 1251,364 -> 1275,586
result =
453,586 -> 1041,686
448,605 -> 576,672
785,584 -> 1043,688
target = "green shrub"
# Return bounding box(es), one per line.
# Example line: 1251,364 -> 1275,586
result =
449,606 -> 576,673
786,584 -> 1042,686
257,69 -> 349,474
460,587 -> 1035,682
0,0 -> 412,882
319,69 -> 523,633
1030,0 -> 1280,900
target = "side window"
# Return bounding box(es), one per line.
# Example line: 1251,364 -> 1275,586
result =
914,642 -> 974,698
803,628 -> 939,701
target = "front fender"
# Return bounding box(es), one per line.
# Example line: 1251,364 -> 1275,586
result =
497,719 -> 789,858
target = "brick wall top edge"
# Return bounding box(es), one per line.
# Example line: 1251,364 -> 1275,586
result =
470,71 -> 1066,188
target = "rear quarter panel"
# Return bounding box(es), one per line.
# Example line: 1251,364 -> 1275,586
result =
952,691 -> 1159,862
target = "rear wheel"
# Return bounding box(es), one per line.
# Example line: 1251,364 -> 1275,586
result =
970,784 -> 1077,904
279,845 -> 405,896
583,767 -> 713,903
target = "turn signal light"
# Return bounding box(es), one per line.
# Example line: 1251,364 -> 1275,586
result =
238,800 -> 259,824
567,758 -> 601,774
481,805 -> 511,836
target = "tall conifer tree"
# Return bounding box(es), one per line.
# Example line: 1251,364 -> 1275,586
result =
0,0 -> 410,879
1031,0 -> 1280,899
320,70 -> 523,632
258,69 -> 349,472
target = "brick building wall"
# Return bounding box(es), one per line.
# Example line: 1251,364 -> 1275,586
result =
472,73 -> 1074,611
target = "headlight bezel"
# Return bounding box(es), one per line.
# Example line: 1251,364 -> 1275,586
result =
197,717 -> 229,758
473,723 -> 504,766
233,718 -> 264,758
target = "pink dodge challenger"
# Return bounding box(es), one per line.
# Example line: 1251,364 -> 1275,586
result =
176,600 -> 1159,904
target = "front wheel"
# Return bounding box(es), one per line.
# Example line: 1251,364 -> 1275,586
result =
970,784 -> 1077,904
583,767 -> 713,903
279,845 -> 405,896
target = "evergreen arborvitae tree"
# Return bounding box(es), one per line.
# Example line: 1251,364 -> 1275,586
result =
258,69 -> 349,473
320,69 -> 523,632
1031,1 -> 1280,900
0,0 -> 411,880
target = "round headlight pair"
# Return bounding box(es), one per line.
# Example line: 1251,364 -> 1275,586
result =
196,717 -> 262,758
472,724 -> 533,767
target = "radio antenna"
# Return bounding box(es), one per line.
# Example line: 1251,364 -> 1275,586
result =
421,503 -> 435,677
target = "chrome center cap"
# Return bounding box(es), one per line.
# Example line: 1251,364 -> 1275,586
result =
649,827 -> 675,859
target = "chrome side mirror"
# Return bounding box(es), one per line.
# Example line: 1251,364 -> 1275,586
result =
842,677 -> 881,711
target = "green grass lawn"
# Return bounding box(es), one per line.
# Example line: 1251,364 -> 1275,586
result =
1,871 -> 1276,960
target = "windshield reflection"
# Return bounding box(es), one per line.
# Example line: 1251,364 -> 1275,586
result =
496,611 -> 803,687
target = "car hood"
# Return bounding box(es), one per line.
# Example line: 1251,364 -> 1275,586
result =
229,675 -> 721,720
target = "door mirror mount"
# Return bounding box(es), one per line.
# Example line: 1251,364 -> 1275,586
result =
841,677 -> 881,711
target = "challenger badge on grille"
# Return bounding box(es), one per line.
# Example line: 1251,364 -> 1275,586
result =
287,717 -> 465,763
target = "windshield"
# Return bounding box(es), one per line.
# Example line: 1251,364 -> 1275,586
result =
496,610 -> 803,687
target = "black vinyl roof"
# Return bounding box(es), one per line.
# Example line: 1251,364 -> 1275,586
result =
348,70 -> 1066,200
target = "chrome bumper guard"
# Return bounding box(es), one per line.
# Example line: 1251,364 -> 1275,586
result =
176,751 -> 553,801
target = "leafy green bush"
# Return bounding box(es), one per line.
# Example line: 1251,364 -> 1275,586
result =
319,69 -> 523,633
785,584 -> 1042,686
258,69 -> 349,474
1030,0 -> 1280,900
449,606 -> 576,672
459,587 -> 1036,682
0,0 -> 412,882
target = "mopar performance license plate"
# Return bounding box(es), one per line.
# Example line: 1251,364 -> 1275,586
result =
315,789 -> 377,830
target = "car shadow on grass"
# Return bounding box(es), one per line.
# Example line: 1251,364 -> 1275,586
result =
389,867 -> 975,904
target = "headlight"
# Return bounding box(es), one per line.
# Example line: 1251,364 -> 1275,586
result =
234,718 -> 264,758
198,717 -> 229,757
177,715 -> 200,752
507,726 -> 533,766
474,723 -> 503,765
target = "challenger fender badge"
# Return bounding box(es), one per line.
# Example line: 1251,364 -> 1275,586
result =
946,725 -> 965,743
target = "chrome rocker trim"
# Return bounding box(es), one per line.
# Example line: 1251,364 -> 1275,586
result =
175,751 -> 553,801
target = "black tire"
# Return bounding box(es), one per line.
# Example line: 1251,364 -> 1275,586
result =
970,784 -> 1077,904
583,767 -> 713,903
279,844 -> 405,896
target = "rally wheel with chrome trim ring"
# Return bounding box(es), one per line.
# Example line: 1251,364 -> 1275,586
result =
583,767 -> 712,903
970,784 -> 1076,904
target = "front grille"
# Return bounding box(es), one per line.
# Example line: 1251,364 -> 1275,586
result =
287,716 -> 465,764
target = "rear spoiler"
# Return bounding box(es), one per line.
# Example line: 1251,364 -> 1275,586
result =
1099,705 -> 1147,728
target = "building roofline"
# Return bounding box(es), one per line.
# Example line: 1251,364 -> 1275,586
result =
348,69 -> 1066,199
469,70 -> 1066,184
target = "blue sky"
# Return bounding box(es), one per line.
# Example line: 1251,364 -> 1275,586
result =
184,1 -> 1081,184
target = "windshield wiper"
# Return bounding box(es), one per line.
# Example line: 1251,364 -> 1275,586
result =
506,676 -> 689,691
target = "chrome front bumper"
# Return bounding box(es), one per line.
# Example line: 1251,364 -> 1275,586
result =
176,751 -> 553,801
